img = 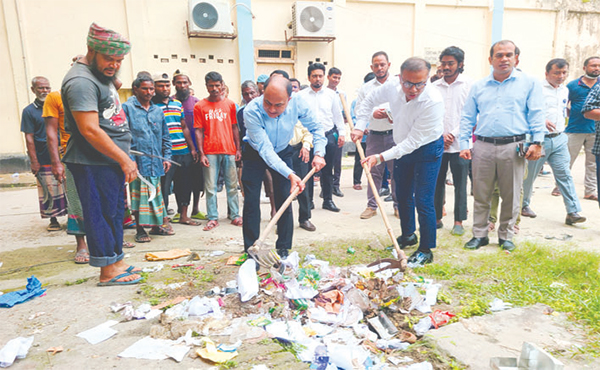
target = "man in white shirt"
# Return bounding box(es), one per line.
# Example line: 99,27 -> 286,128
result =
353,51 -> 398,220
327,67 -> 345,198
356,57 -> 444,266
432,46 -> 472,236
521,58 -> 586,225
298,63 -> 346,212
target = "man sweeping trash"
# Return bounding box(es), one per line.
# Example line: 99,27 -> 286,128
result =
241,75 -> 327,260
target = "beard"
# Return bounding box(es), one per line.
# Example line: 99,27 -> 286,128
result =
585,71 -> 600,79
89,57 -> 118,85
176,88 -> 190,101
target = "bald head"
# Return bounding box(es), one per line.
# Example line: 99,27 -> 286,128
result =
263,75 -> 292,118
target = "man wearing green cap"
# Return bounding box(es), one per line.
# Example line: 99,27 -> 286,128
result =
61,23 -> 141,286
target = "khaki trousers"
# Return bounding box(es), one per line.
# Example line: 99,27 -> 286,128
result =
472,140 -> 525,241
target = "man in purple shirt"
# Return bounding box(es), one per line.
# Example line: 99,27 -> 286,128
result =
172,69 -> 205,219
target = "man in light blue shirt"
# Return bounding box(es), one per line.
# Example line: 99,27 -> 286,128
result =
242,76 -> 326,258
459,40 -> 545,252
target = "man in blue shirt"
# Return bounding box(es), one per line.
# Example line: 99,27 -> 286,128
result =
565,56 -> 600,201
242,76 -> 326,258
123,74 -> 173,243
459,40 -> 545,252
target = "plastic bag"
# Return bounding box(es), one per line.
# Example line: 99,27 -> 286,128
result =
237,259 -> 259,302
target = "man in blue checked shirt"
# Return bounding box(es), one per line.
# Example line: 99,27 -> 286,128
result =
242,75 -> 326,259
460,40 -> 545,252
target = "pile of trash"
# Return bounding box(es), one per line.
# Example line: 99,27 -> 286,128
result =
112,252 -> 454,369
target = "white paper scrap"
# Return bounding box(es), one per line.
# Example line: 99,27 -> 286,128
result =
0,336 -> 34,368
118,336 -> 190,362
76,320 -> 119,345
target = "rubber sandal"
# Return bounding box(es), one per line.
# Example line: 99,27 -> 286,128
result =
135,231 -> 151,243
97,272 -> 142,286
47,223 -> 61,232
231,217 -> 243,226
126,266 -> 142,273
172,213 -> 181,223
123,241 -> 136,248
203,220 -> 219,231
191,212 -> 208,220
179,219 -> 201,226
74,249 -> 89,264
149,226 -> 175,236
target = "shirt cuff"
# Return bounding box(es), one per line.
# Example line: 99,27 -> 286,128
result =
459,141 -> 470,151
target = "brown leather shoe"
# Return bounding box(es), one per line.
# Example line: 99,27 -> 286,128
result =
353,184 -> 362,190
521,206 -> 537,218
299,220 -> 316,231
360,207 -> 377,219
566,212 -> 586,225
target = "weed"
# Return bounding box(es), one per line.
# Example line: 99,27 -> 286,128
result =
65,277 -> 89,286
220,360 -> 237,369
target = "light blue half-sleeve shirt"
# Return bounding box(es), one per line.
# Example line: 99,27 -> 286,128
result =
243,94 -> 326,178
459,69 -> 546,150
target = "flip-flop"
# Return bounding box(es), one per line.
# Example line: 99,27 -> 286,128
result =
126,266 -> 142,273
97,272 -> 142,287
47,223 -> 61,232
191,212 -> 208,220
135,231 -> 152,243
74,249 -> 90,264
123,241 -> 136,248
231,217 -> 243,226
149,226 -> 175,236
203,220 -> 219,231
172,213 -> 181,223
179,219 -> 201,226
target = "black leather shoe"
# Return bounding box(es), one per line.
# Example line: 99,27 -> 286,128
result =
276,248 -> 289,259
436,220 -> 443,229
299,220 -> 316,231
322,200 -> 340,212
498,239 -> 516,251
332,187 -> 344,197
464,236 -> 489,250
407,250 -> 433,265
384,194 -> 393,202
396,233 -> 418,249
566,212 -> 586,225
521,206 -> 537,218
379,188 -> 390,196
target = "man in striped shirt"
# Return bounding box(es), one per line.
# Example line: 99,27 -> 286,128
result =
154,72 -> 200,226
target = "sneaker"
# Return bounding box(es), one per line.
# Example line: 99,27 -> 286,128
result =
451,224 -> 465,236
360,207 -> 377,219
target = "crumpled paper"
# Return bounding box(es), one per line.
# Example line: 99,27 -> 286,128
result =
0,336 -> 34,368
196,338 -> 238,363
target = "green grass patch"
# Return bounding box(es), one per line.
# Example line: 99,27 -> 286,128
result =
419,239 -> 600,353
65,277 -> 90,286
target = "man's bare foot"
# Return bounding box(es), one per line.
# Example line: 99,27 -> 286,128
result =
203,220 -> 219,231
179,216 -> 200,226
114,259 -> 141,273
99,263 -> 141,284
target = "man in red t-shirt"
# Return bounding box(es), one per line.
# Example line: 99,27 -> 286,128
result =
194,71 -> 242,231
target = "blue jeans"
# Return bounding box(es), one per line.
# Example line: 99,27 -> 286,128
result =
203,154 -> 239,221
67,164 -> 125,267
523,133 -> 581,214
394,137 -> 443,251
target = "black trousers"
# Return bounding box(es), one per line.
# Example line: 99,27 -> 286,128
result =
291,144 -> 311,223
161,153 -> 194,212
434,152 -> 470,222
353,142 -> 367,185
242,145 -> 294,251
321,129 -> 337,202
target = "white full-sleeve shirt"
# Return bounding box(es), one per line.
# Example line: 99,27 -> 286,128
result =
297,86 -> 345,137
356,76 -> 444,161
354,78 -> 393,132
433,74 -> 472,153
542,79 -> 568,133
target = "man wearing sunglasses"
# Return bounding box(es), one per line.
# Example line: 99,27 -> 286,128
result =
356,57 -> 444,266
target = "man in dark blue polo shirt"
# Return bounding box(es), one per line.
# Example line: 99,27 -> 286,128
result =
566,56 -> 600,200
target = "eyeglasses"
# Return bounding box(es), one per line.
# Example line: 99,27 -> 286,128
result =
401,79 -> 427,90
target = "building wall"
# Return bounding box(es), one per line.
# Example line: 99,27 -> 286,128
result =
2,0 -> 600,171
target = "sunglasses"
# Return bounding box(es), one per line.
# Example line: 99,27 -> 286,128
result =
401,79 -> 427,90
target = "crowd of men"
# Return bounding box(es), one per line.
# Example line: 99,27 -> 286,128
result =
20,22 -> 600,285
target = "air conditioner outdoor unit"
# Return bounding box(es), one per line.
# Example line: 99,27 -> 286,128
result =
189,0 -> 233,34
292,1 -> 335,38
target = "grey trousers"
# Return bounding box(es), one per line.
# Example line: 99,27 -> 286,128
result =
472,140 -> 525,241
566,132 -> 597,197
365,132 -> 397,210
